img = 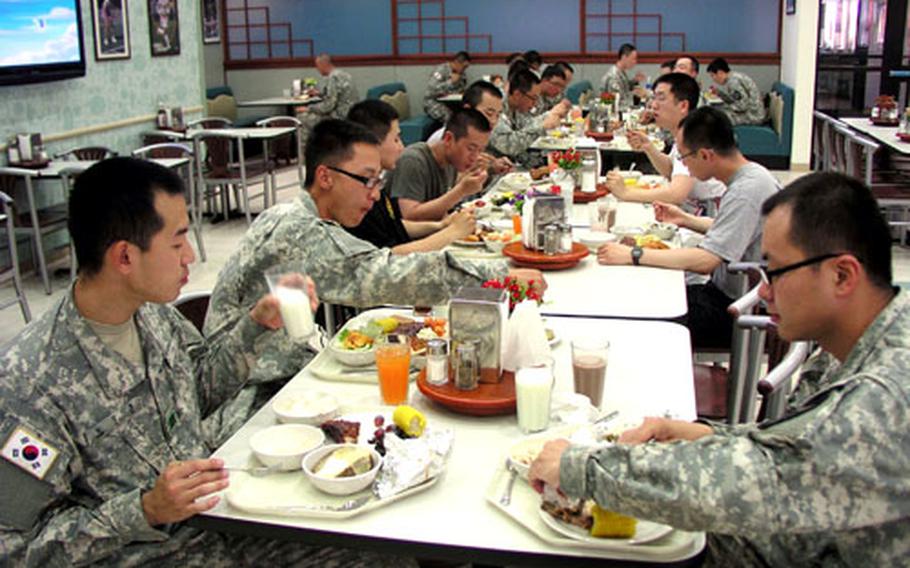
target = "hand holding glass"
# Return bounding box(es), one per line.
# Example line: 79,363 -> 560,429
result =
265,265 -> 315,341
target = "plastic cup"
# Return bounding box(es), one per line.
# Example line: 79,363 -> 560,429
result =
375,335 -> 411,405
264,265 -> 314,341
512,213 -> 522,235
571,338 -> 609,409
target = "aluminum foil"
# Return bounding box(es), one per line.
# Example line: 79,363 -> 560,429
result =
373,427 -> 454,500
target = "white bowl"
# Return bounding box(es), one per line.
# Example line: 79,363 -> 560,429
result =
302,443 -> 383,495
328,337 -> 375,367
578,231 -> 617,251
647,222 -> 677,240
610,225 -> 644,240
272,390 -> 339,425
618,170 -> 643,181
250,424 -> 325,471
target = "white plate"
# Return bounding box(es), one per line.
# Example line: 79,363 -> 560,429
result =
452,238 -> 487,248
499,172 -> 532,191
538,507 -> 674,546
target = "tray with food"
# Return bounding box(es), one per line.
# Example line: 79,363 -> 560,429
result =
226,405 -> 451,519
485,462 -> 704,561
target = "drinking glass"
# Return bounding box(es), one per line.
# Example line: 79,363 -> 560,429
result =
571,338 -> 610,409
589,199 -> 616,232
375,335 -> 411,405
264,264 -> 315,341
515,358 -> 554,434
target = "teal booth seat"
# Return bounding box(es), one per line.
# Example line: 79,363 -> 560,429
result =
205,86 -> 268,127
734,81 -> 794,170
366,82 -> 438,146
565,80 -> 594,105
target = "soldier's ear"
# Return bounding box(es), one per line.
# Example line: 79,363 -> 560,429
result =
315,164 -> 334,190
107,241 -> 133,275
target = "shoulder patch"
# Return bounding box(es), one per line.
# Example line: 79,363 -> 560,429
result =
2,426 -> 60,480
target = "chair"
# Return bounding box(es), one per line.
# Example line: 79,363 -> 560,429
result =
206,85 -> 269,127
735,82 -> 794,169
0,168 -> 74,295
0,191 -> 31,323
366,82 -> 437,146
54,146 -> 118,161
191,130 -> 271,225
172,290 -> 211,333
565,80 -> 594,106
256,115 -> 305,201
757,341 -> 812,421
131,143 -> 206,262
187,116 -> 234,130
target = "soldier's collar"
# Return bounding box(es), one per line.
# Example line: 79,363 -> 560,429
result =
837,288 -> 907,375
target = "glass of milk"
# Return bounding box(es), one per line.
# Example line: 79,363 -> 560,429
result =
265,264 -> 315,341
515,362 -> 554,434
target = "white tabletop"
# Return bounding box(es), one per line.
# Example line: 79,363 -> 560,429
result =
437,93 -> 463,103
841,117 -> 910,155
238,95 -> 322,107
199,316 -> 700,564
0,158 -> 189,178
190,126 -> 297,139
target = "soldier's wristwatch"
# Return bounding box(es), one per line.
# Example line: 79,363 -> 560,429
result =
631,245 -> 643,266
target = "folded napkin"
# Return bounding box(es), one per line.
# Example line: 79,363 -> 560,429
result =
501,300 -> 552,372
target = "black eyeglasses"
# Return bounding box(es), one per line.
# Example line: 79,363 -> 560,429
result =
678,148 -> 701,161
325,165 -> 386,189
758,253 -> 847,284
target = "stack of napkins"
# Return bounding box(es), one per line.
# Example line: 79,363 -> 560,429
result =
501,300 -> 552,372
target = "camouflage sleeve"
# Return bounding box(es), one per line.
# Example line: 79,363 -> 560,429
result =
0,407 -> 166,565
426,67 -> 455,99
308,75 -> 340,116
720,77 -> 751,113
489,117 -> 545,162
602,71 -> 621,95
560,374 -> 910,535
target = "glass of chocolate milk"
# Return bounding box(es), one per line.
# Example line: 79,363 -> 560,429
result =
571,338 -> 610,409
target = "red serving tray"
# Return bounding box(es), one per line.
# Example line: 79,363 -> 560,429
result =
9,159 -> 50,170
502,242 -> 589,270
417,369 -> 516,416
574,183 -> 609,203
871,118 -> 899,126
896,132 -> 910,143
586,131 -> 614,142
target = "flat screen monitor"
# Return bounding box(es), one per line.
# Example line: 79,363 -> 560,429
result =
0,0 -> 86,87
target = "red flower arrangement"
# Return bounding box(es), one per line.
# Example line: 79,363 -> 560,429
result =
482,276 -> 543,312
549,149 -> 582,171
600,92 -> 616,104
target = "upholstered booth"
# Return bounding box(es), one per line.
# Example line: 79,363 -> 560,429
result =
366,82 -> 438,146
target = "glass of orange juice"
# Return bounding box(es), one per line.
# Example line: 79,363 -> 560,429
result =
375,335 -> 411,405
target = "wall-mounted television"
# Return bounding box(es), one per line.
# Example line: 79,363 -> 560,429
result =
0,0 -> 86,87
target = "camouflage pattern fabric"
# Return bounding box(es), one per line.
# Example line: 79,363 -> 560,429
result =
600,65 -> 637,111
424,62 -> 467,122
299,69 -> 360,144
0,290 -> 411,566
560,290 -> 910,566
204,191 -> 507,386
533,92 -> 564,115
714,71 -> 766,126
489,97 -> 547,167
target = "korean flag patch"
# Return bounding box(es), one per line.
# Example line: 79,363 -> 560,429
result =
2,426 -> 59,480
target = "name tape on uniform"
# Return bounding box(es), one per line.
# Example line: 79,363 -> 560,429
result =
2,426 -> 60,480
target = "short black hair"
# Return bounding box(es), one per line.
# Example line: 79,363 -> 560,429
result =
507,59 -> 531,83
444,107 -> 491,138
653,72 -> 700,111
553,61 -> 575,73
347,99 -> 399,141
454,50 -> 471,63
707,57 -> 730,74
618,43 -> 637,58
541,65 -> 567,82
523,50 -> 542,67
761,172 -> 893,290
463,80 -> 503,108
505,52 -> 524,66
304,119 -> 379,187
660,59 -> 676,70
508,68 -> 540,95
678,106 -> 738,156
68,157 -> 184,277
677,55 -> 700,73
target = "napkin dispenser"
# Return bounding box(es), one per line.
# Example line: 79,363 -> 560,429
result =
448,286 -> 508,384
521,195 -> 567,251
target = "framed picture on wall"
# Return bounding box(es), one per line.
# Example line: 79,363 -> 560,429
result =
148,0 -> 180,56
786,0 -> 796,15
202,0 -> 220,44
91,0 -> 130,60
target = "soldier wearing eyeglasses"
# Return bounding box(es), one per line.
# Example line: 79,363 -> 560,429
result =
531,171 -> 909,567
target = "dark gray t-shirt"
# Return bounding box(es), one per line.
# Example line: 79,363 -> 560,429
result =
387,142 -> 457,204
699,162 -> 781,298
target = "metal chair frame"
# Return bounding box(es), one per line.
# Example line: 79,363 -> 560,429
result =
54,146 -> 118,161
255,115 -> 305,203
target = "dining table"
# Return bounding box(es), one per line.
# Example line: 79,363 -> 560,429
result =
194,315 -> 704,566
237,94 -> 323,113
840,116 -> 910,155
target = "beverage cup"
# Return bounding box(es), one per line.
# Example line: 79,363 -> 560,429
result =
589,199 -> 616,232
571,338 -> 609,409
375,335 -> 411,405
515,363 -> 554,434
264,265 -> 315,341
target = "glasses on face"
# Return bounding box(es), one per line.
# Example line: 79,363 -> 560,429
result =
519,90 -> 539,104
757,253 -> 847,285
678,148 -> 699,161
326,165 -> 386,189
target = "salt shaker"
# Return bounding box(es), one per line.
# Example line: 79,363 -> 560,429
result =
425,338 -> 449,386
453,340 -> 480,391
558,223 -> 573,253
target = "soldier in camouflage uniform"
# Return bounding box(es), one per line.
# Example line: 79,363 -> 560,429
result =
423,51 -> 470,123
707,58 -> 766,126
205,120 -> 543,411
0,158 -> 409,567
601,43 -> 647,111
490,69 -> 566,167
532,64 -> 571,116
298,54 -> 359,145
531,172 -> 910,566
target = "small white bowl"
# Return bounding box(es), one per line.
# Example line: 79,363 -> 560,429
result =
578,231 -> 617,251
328,338 -> 375,367
302,443 -> 383,495
249,424 -> 325,471
272,391 -> 339,425
647,222 -> 677,240
610,225 -> 644,240
618,170 -> 643,181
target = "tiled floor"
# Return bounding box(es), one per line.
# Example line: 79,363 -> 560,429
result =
1,168 -> 908,347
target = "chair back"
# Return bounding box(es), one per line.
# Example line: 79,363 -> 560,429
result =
192,132 -> 233,178
812,111 -> 829,171
172,290 -> 211,333
757,341 -> 811,421
367,82 -> 411,120
187,116 -> 234,130
132,142 -> 194,160
839,126 -> 879,186
565,80 -> 593,105
56,146 -> 118,161
206,86 -> 238,122
256,116 -> 301,163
